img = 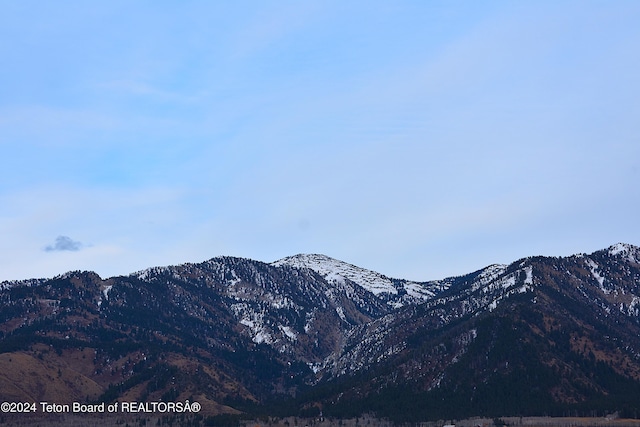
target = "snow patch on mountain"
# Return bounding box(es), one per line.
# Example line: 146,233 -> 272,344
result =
405,281 -> 437,299
234,304 -> 274,345
0,278 -> 47,291
273,254 -> 398,295
470,264 -> 508,292
479,266 -> 533,312
608,243 -> 640,263
280,325 -> 298,341
102,284 -> 113,300
585,258 -> 607,292
134,266 -> 170,281
97,284 -> 114,308
272,254 -> 439,309
626,297 -> 640,317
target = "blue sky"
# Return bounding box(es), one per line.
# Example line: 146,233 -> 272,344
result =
1,1 -> 639,282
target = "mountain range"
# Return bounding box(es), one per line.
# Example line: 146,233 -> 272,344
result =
1,243 -> 640,422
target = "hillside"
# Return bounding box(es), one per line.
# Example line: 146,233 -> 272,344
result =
1,244 -> 640,422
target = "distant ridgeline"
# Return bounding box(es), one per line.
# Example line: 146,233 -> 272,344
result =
1,243 -> 640,421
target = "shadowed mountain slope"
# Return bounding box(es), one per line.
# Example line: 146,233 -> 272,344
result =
1,244 -> 639,421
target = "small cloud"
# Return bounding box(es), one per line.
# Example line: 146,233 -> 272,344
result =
44,235 -> 84,252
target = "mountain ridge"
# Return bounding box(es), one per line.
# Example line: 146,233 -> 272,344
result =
1,242 -> 640,421
4,241 -> 636,290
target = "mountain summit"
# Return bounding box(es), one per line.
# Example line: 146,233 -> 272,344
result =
1,244 -> 640,421
272,253 -> 443,307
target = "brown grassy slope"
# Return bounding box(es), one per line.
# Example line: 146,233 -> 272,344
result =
0,351 -> 102,403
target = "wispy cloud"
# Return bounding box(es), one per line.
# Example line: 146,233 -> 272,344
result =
44,236 -> 84,252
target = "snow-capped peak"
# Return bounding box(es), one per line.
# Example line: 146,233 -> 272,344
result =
607,243 -> 639,263
272,254 -> 398,295
608,242 -> 636,255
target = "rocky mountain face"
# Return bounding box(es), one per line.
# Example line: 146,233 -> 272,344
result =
1,244 -> 640,421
